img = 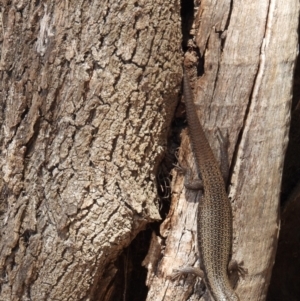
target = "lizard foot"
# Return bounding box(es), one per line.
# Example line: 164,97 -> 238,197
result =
170,266 -> 204,280
173,162 -> 203,191
228,259 -> 248,279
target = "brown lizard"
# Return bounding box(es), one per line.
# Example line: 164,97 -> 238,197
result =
173,67 -> 241,301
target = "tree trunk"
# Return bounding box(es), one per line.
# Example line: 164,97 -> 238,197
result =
1,0 -> 299,301
145,1 -> 299,301
0,1 -> 182,300
267,80 -> 300,300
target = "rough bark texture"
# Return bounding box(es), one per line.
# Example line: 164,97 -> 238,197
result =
0,1 -> 182,300
144,1 -> 299,301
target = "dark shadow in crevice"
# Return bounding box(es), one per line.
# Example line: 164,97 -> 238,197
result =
181,0 -> 194,52
109,228 -> 153,301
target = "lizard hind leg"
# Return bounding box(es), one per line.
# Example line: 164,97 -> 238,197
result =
170,266 -> 204,280
170,266 -> 206,299
174,162 -> 203,191
228,259 -> 247,288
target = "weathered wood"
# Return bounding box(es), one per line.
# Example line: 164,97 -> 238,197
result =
267,100 -> 300,300
0,1 -> 182,300
144,1 -> 299,300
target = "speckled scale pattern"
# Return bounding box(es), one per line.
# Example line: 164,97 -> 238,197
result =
183,69 -> 239,301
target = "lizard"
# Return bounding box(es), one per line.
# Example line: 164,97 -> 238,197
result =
173,67 -> 241,301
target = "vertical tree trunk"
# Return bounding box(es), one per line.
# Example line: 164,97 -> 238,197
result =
267,77 -> 300,300
0,1 -> 182,300
1,0 -> 299,300
145,1 -> 299,301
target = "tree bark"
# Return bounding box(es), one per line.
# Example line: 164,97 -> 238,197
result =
267,84 -> 300,300
144,1 -> 299,301
1,0 -> 299,300
0,1 -> 182,300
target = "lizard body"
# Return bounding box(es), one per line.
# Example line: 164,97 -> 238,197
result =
183,68 -> 239,301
